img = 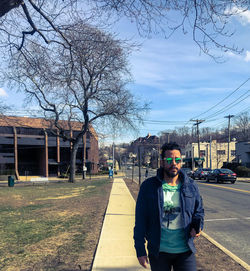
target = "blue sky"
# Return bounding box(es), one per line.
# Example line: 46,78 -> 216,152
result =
108,9 -> 250,144
1,6 -> 250,145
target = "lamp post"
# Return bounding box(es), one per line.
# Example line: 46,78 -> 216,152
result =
224,115 -> 234,163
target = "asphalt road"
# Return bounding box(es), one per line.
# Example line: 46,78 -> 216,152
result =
198,180 -> 250,265
124,167 -> 250,265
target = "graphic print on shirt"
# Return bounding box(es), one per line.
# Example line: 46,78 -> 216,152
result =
162,184 -> 183,230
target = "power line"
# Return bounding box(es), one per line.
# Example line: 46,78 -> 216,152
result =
190,119 -> 205,160
204,104 -> 250,129
191,77 -> 250,119
210,119 -> 228,129
230,105 -> 250,117
132,118 -> 188,124
203,91 -> 250,120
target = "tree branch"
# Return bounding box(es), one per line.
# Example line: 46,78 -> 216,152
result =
19,1 -> 49,50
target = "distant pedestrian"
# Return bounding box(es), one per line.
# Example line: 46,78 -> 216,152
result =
134,142 -> 204,271
109,168 -> 113,178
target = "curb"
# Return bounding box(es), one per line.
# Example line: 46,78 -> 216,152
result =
237,179 -> 250,183
0,173 -> 126,184
201,232 -> 250,271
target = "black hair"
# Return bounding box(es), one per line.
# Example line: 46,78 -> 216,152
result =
160,142 -> 181,159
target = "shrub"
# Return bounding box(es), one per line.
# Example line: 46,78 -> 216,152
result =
234,166 -> 250,177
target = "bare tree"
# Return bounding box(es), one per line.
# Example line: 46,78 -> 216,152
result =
0,1 -> 249,59
0,100 -> 10,115
234,111 -> 250,141
5,22 -> 148,182
96,0 -> 250,58
200,127 -> 212,142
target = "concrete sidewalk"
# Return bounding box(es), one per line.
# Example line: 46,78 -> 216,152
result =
92,177 -> 250,271
92,177 -> 145,271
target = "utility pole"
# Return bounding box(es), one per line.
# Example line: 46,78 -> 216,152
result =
190,119 -> 205,164
224,115 -> 234,163
209,136 -> 212,169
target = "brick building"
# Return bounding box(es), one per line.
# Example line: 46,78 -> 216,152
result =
0,116 -> 99,179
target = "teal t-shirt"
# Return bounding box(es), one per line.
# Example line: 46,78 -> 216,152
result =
160,182 -> 190,253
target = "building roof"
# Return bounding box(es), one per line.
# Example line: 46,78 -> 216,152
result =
0,115 -> 98,140
132,134 -> 159,145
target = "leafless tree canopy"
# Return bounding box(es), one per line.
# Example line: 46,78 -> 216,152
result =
9,22 -> 145,128
5,21 -> 148,181
0,0 -> 249,59
95,0 -> 250,59
0,0 -> 81,54
234,111 -> 250,140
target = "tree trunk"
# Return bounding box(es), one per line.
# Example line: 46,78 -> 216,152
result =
0,0 -> 22,17
68,137 -> 82,183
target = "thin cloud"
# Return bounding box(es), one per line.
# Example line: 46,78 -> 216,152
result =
0,88 -> 7,97
165,90 -> 185,96
244,51 -> 250,62
227,7 -> 250,25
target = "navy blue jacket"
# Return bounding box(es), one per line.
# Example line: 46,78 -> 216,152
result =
134,168 -> 204,257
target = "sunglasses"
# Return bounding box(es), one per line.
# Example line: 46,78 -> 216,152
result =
164,157 -> 182,165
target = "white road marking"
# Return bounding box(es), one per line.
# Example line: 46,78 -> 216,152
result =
205,217 -> 250,222
205,218 -> 238,222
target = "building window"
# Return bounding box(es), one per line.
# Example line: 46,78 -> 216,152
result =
231,150 -> 236,156
217,150 -> 225,155
186,152 -> 188,157
189,151 -> 191,157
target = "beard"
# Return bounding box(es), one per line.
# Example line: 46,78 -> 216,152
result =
164,166 -> 180,178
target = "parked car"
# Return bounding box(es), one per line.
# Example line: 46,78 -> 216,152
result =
181,168 -> 193,177
193,168 -> 212,180
206,168 -> 237,183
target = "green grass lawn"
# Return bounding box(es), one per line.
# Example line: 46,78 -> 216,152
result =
0,179 -> 112,271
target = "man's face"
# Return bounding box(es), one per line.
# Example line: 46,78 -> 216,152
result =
161,149 -> 182,178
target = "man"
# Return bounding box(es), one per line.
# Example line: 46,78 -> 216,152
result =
134,142 -> 204,271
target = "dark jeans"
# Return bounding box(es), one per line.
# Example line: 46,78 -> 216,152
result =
149,251 -> 196,271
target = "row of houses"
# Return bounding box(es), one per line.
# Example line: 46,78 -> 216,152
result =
129,134 -> 250,170
183,140 -> 250,170
183,140 -> 234,170
0,115 -> 99,180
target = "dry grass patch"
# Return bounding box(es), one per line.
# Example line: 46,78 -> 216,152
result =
0,178 -> 112,271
